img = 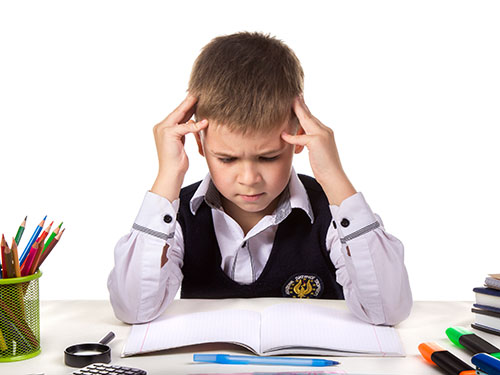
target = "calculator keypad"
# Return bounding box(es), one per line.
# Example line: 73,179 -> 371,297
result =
72,363 -> 147,375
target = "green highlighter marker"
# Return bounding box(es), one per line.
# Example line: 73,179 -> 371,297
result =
446,326 -> 500,359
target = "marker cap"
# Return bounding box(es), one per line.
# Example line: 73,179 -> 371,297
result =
446,326 -> 472,349
472,353 -> 500,375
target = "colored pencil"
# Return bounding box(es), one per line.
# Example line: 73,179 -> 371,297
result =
21,239 -> 40,277
37,228 -> 64,270
1,235 -> 8,278
43,221 -> 62,253
2,235 -> 16,278
29,235 -> 45,276
0,326 -> 7,351
14,216 -> 27,245
19,215 -> 46,265
38,221 -> 52,245
0,298 -> 38,348
10,238 -> 21,278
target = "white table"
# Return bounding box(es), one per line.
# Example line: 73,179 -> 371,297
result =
1,299 -> 496,375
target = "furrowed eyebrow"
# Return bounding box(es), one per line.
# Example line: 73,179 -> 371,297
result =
210,147 -> 285,158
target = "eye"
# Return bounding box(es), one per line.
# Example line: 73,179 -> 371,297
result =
218,157 -> 236,163
260,156 -> 279,162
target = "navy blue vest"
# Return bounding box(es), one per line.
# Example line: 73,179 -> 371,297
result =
178,174 -> 344,300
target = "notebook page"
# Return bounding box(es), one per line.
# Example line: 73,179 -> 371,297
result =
122,309 -> 261,356
260,303 -> 404,356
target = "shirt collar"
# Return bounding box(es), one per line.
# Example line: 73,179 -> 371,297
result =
189,167 -> 314,224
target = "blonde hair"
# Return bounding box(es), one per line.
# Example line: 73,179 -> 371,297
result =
188,31 -> 303,134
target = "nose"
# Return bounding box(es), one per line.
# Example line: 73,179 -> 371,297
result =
237,161 -> 262,186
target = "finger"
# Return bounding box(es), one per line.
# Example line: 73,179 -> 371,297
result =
291,95 -> 317,134
281,131 -> 312,147
162,93 -> 199,126
174,119 -> 208,137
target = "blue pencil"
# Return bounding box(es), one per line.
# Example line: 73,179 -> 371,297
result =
19,215 -> 46,265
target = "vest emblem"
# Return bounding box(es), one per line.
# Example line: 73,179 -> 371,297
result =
283,273 -> 323,298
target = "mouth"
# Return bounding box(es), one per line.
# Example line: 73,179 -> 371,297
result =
240,193 -> 264,202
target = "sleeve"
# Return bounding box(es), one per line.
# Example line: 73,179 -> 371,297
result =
107,191 -> 185,324
326,192 -> 413,326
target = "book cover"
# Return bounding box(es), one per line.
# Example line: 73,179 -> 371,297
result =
474,304 -> 500,314
472,307 -> 500,331
485,277 -> 500,291
473,287 -> 500,309
472,323 -> 500,337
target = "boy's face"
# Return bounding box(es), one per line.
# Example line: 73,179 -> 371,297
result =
195,119 -> 304,220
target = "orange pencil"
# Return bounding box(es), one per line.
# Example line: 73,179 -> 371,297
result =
10,237 -> 21,278
37,228 -> 64,270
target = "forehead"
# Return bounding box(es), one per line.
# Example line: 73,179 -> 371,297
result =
203,119 -> 295,153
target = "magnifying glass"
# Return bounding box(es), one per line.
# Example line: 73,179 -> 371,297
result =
64,331 -> 115,367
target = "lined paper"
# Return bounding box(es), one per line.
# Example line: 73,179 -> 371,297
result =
260,303 -> 404,356
123,302 -> 404,357
123,309 -> 261,356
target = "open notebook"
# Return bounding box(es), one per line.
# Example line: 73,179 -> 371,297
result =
122,302 -> 405,357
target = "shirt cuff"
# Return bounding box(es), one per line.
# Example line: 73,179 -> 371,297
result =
330,192 -> 379,243
132,191 -> 180,242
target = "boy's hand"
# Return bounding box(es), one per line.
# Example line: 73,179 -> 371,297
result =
281,95 -> 356,206
151,92 -> 208,201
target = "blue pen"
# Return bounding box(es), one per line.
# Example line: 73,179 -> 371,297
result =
19,215 -> 46,265
472,353 -> 500,375
193,354 -> 339,366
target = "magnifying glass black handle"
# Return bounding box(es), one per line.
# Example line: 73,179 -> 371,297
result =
99,331 -> 115,346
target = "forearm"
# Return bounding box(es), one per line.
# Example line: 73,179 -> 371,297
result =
317,168 -> 357,206
327,194 -> 413,325
337,231 -> 413,326
107,192 -> 184,324
151,170 -> 185,202
107,233 -> 178,324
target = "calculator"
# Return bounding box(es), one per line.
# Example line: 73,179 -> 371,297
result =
72,363 -> 147,375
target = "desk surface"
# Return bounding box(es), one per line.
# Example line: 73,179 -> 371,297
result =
1,299 -> 497,375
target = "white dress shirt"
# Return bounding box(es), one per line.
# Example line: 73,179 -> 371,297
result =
107,168 -> 412,325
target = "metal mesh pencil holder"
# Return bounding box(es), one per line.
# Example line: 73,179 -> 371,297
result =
0,270 -> 42,361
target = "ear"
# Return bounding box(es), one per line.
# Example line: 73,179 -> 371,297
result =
194,130 -> 205,157
293,126 -> 305,154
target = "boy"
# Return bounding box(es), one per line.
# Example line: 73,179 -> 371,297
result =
107,31 -> 412,326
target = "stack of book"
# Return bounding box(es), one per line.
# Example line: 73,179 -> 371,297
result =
472,274 -> 500,336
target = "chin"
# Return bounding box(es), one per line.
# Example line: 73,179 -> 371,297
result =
237,201 -> 271,213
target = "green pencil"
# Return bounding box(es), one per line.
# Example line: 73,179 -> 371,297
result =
43,221 -> 62,253
14,216 -> 27,245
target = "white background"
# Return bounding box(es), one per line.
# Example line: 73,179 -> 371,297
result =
0,0 -> 499,301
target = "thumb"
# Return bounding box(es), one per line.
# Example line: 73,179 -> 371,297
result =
281,131 -> 311,147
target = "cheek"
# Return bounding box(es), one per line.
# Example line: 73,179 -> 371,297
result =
206,158 -> 232,187
268,155 -> 293,187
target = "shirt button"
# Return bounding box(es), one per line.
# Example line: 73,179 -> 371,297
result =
341,218 -> 350,228
332,220 -> 337,229
163,214 -> 173,223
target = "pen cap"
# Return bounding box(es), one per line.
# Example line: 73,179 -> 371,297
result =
418,342 -> 475,374
446,327 -> 471,349
447,326 -> 500,355
472,353 -> 500,375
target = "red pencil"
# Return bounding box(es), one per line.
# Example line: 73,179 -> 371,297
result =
36,228 -> 64,270
37,221 -> 53,245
